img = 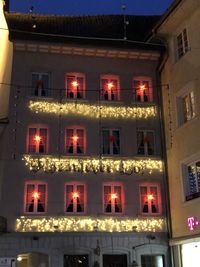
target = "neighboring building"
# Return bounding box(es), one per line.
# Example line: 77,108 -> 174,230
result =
153,0 -> 200,266
0,3 -> 170,267
0,0 -> 13,234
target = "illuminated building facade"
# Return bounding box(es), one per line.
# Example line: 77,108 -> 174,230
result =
0,2 -> 170,266
152,0 -> 200,266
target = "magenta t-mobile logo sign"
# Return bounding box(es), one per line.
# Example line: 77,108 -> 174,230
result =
187,217 -> 199,231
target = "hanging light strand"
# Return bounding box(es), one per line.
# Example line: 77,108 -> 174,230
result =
22,155 -> 163,174
29,100 -> 157,120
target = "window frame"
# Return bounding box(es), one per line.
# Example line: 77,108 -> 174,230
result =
24,181 -> 48,214
103,182 -> 124,215
141,255 -> 165,267
65,126 -> 86,155
176,86 -> 196,127
137,129 -> 155,156
64,182 -> 86,214
26,124 -> 48,154
31,72 -> 50,97
102,128 -> 121,155
65,72 -> 86,99
100,74 -> 120,101
176,28 -> 189,60
133,76 -> 153,102
139,182 -> 162,215
183,159 -> 200,201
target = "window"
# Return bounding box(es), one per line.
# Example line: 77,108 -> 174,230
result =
100,74 -> 120,101
139,183 -> 161,215
66,73 -> 85,99
103,255 -> 127,267
133,76 -> 152,102
64,255 -> 89,267
137,130 -> 155,156
182,91 -> 195,122
141,255 -> 165,267
184,160 -> 200,201
177,28 -> 189,59
65,183 -> 85,213
27,126 -> 48,153
65,127 -> 85,154
103,183 -> 123,214
102,129 -> 120,155
32,72 -> 50,97
177,91 -> 195,125
24,182 -> 47,213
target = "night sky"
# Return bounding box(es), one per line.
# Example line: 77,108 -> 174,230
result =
10,0 -> 174,16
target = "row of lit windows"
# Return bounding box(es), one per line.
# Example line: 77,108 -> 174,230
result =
24,181 -> 161,215
32,72 -> 153,102
27,126 -> 155,156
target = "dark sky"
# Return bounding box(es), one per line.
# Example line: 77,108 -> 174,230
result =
10,0 -> 174,16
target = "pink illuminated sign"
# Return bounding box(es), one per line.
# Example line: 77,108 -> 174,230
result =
187,217 -> 199,231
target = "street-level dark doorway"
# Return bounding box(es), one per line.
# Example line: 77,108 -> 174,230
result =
141,255 -> 165,267
64,255 -> 89,267
103,254 -> 127,267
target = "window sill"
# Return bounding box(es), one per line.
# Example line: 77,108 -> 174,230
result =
175,115 -> 198,132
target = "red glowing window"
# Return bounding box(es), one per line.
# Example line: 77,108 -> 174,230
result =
100,74 -> 120,101
25,182 -> 47,213
32,72 -> 50,97
133,76 -> 152,102
65,127 -> 85,154
139,183 -> 161,215
65,183 -> 86,213
27,126 -> 48,154
137,130 -> 155,156
102,129 -> 120,155
66,73 -> 85,99
103,183 -> 123,214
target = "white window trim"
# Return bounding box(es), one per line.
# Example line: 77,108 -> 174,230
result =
181,152 -> 200,203
176,28 -> 189,60
64,182 -> 86,214
139,182 -> 162,215
31,72 -> 50,97
24,181 -> 48,214
133,76 -> 153,102
65,126 -> 86,154
102,128 -> 121,155
175,81 -> 196,127
26,124 -> 48,154
100,74 -> 120,101
103,182 -> 124,215
65,72 -> 86,99
137,129 -> 155,156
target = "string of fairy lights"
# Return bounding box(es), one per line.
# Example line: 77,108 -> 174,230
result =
16,216 -> 166,233
29,100 -> 157,119
23,155 -> 163,174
